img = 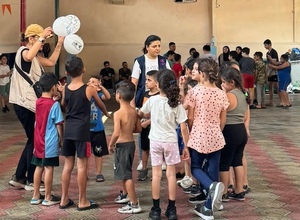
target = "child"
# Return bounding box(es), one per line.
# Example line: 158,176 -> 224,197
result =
137,70 -> 159,181
254,52 -> 267,109
30,73 -> 64,206
172,53 -> 183,80
0,54 -> 12,113
108,80 -> 142,214
188,58 -> 229,220
138,69 -> 190,220
59,57 -> 110,211
166,50 -> 175,68
218,67 -> 250,202
88,75 -> 111,182
269,54 -> 292,108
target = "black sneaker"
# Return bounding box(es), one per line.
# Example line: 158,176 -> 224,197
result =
149,207 -> 162,220
243,185 -> 251,194
176,172 -> 185,179
182,184 -> 195,194
228,184 -> 235,193
222,193 -> 229,202
137,168 -> 148,181
228,192 -> 245,201
188,193 -> 206,204
189,185 -> 202,197
2,107 -> 6,113
165,207 -> 177,220
194,203 -> 213,220
4,105 -> 9,112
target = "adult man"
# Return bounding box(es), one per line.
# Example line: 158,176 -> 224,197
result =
99,61 -> 115,90
264,39 -> 279,106
118,61 -> 132,81
163,42 -> 176,58
239,47 -> 256,108
200,45 -> 218,62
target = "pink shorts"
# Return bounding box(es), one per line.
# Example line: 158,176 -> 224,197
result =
150,140 -> 181,167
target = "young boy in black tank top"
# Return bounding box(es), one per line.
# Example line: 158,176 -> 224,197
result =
59,57 -> 110,211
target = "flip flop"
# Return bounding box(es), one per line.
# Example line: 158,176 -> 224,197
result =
77,200 -> 99,211
96,174 -> 105,182
59,199 -> 74,209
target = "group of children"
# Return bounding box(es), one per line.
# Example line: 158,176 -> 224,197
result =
25,55 -> 253,220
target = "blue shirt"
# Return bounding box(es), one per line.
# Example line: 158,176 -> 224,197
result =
90,92 -> 105,132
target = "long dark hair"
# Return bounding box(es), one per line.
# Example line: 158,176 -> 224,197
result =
219,67 -> 251,104
157,69 -> 180,108
142,35 -> 161,54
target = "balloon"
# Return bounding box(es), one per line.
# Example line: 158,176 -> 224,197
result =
53,16 -> 72,36
66,14 -> 81,34
64,34 -> 84,55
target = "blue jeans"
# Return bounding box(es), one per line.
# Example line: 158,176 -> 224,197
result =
190,148 -> 221,209
13,104 -> 36,183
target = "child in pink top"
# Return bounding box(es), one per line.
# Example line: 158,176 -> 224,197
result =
187,58 -> 229,220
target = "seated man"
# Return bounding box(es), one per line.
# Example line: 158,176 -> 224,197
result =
99,61 -> 115,90
119,61 -> 132,81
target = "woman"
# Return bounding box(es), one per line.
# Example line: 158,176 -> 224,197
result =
9,24 -> 64,190
218,46 -> 230,67
131,35 -> 170,172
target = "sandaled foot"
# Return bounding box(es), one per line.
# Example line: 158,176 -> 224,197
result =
59,199 -> 75,209
96,174 -> 105,182
77,200 -> 99,211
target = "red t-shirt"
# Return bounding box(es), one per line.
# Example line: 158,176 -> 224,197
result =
172,63 -> 182,80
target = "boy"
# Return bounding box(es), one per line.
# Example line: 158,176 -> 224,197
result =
172,54 -> 183,80
137,70 -> 159,181
88,75 -> 111,182
30,73 -> 63,206
59,57 -> 110,211
108,80 -> 142,214
254,52 -> 267,109
166,50 -> 175,68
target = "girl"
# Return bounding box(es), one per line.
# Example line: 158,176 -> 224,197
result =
218,67 -> 250,202
188,58 -> 229,220
269,54 -> 292,108
0,54 -> 11,113
138,69 -> 189,220
218,46 -> 230,67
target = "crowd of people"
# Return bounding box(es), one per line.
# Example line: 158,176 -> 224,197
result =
5,22 -> 294,220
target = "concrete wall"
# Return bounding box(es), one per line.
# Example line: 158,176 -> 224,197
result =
1,0 -> 300,82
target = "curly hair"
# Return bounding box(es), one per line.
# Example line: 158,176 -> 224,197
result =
195,58 -> 219,84
157,69 -> 180,108
219,67 -> 251,105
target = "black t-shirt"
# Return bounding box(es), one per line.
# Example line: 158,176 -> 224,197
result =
99,68 -> 115,89
119,68 -> 131,80
267,48 -> 279,63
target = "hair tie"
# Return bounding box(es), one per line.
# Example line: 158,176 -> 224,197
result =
169,80 -> 176,85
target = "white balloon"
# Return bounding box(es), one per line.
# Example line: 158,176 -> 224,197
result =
66,14 -> 81,34
53,16 -> 72,36
64,34 -> 84,55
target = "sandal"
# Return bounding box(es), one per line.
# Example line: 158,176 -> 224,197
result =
96,174 -> 105,182
77,200 -> 99,211
59,199 -> 74,209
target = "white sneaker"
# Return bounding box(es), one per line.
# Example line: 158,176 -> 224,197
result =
162,162 -> 167,171
114,191 -> 130,204
137,161 -> 143,171
180,176 -> 193,189
24,183 -> 45,192
118,202 -> 142,214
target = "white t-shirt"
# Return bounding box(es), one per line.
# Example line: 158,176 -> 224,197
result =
200,53 -> 218,63
131,55 -> 171,80
0,65 -> 10,85
140,95 -> 187,142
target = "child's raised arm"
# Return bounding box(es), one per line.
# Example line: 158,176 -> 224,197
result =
108,111 -> 121,153
88,86 -> 110,118
99,84 -> 111,100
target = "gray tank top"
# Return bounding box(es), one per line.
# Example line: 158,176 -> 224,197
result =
226,89 -> 248,125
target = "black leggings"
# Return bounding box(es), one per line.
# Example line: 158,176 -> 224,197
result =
219,124 -> 248,172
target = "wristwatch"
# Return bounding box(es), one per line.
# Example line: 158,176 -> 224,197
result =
37,37 -> 45,43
